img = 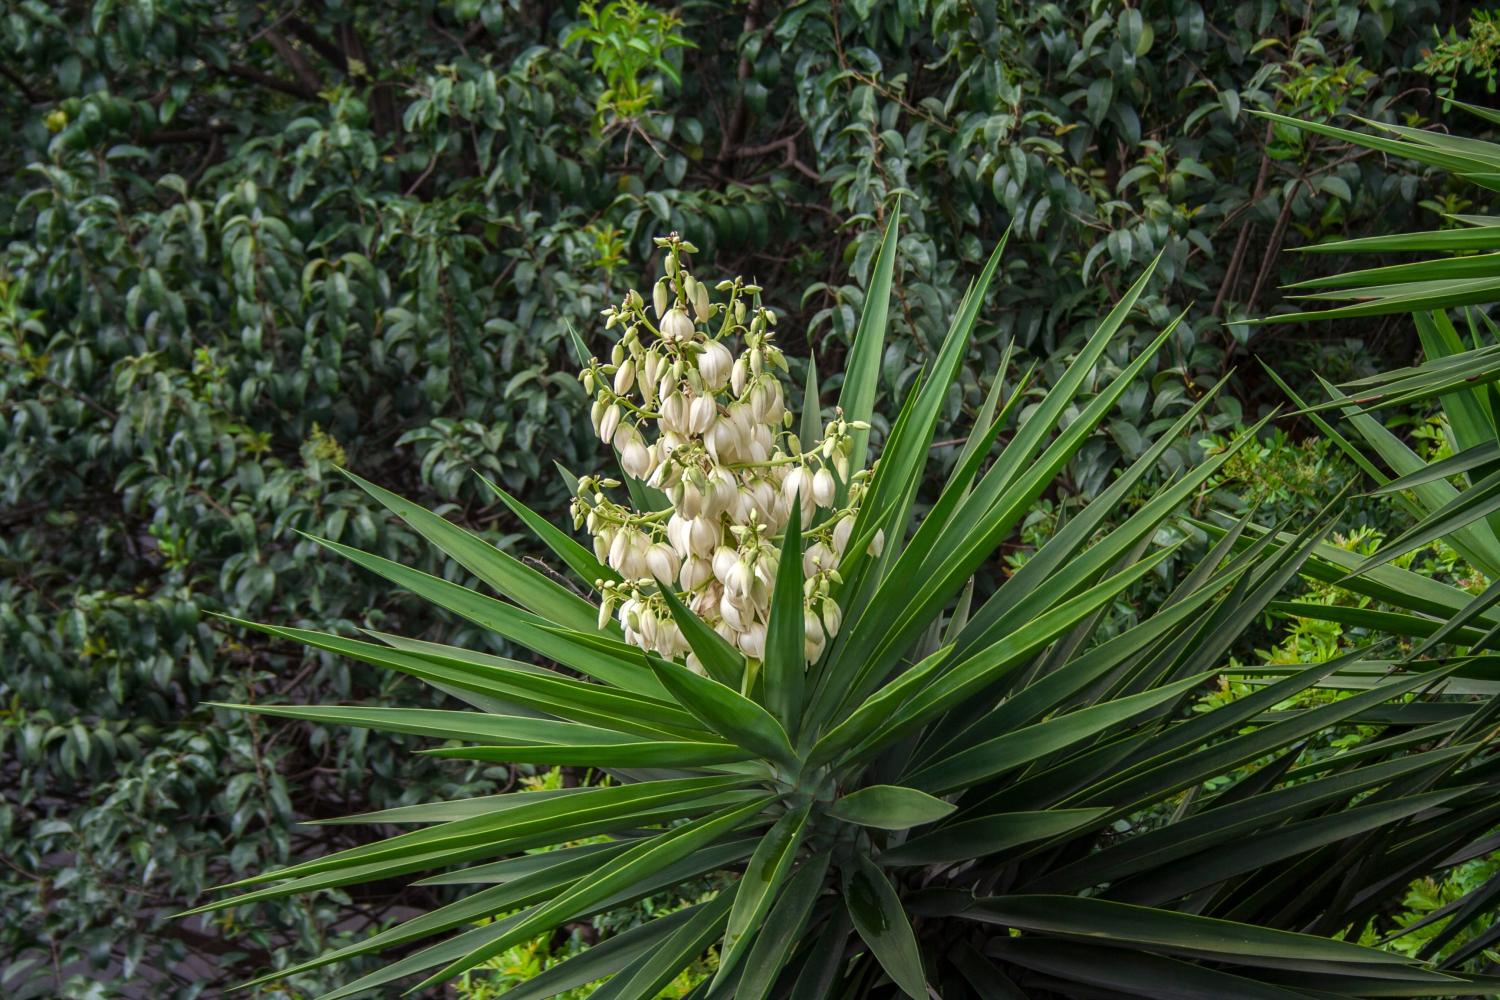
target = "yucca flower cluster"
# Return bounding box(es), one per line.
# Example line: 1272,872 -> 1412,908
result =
572,234 -> 878,672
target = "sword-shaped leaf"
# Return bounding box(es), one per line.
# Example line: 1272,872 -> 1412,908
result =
843,854 -> 927,999
713,800 -> 811,987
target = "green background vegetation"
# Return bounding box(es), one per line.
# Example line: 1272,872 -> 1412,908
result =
4,0 -> 1499,996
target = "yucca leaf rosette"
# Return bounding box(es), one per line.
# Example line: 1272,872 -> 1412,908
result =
190,216 -> 1500,999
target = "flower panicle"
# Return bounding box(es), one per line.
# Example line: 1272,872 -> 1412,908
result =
575,233 -> 880,670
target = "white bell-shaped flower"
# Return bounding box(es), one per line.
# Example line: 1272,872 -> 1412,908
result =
645,543 -> 680,584
660,307 -> 695,342
680,556 -> 713,591
698,340 -> 733,391
688,516 -> 719,558
737,622 -> 767,659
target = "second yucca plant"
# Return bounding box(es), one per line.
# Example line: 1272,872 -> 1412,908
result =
188,215 -> 1500,998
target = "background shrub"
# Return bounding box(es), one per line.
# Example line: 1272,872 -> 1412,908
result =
0,0 -> 1491,994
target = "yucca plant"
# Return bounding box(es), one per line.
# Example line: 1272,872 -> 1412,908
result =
1245,102 -> 1500,594
188,216 -> 1500,998
1218,104 -> 1500,969
1257,101 -> 1500,322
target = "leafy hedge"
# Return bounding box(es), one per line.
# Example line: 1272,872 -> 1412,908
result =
0,0 -> 1481,994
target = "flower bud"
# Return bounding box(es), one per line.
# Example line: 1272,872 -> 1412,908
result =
782,467 -> 806,506
803,541 -> 835,577
614,359 -> 636,395
676,473 -> 704,518
706,419 -> 740,463
688,394 -> 717,436
653,279 -> 669,319
731,356 -> 748,396
693,582 -> 722,619
704,467 -> 736,518
628,531 -> 654,579
608,530 -> 630,573
749,380 -> 772,422
821,600 -> 843,638
753,552 -> 778,591
805,632 -> 826,664
723,488 -> 749,525
658,620 -> 685,657
599,403 -> 621,444
747,478 -> 777,523
763,380 -> 785,424
660,393 -> 686,434
667,513 -> 693,558
719,592 -> 748,630
693,281 -> 711,322
804,608 -> 823,643
747,423 -> 772,463
726,558 -> 753,599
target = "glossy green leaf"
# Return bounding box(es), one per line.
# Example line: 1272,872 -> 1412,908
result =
589,888 -> 736,1000
210,774 -> 755,892
736,855 -> 832,1000
421,739 -> 753,768
764,499 -> 806,730
842,854 -> 926,999
478,473 -> 620,591
653,578 -> 745,689
646,655 -> 798,769
826,784 -> 955,830
969,895 -> 1412,966
302,533 -> 669,698
880,808 -> 1108,866
414,796 -> 772,990
839,207 -> 900,477
342,469 -> 602,632
714,801 -> 811,987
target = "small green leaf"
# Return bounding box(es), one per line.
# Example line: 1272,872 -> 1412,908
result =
827,785 -> 955,830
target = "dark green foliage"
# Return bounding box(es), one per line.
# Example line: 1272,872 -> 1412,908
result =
0,0 -> 1478,995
